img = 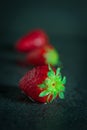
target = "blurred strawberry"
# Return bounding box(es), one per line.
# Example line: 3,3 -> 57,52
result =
15,29 -> 49,52
26,44 -> 59,66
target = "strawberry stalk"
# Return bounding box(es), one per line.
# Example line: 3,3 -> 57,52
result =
38,65 -> 66,102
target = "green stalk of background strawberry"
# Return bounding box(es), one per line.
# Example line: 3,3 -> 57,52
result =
26,44 -> 59,66
19,65 -> 66,103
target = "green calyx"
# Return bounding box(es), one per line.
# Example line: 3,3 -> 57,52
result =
38,65 -> 66,103
43,49 -> 59,66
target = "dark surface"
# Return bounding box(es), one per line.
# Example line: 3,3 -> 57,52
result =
0,0 -> 87,130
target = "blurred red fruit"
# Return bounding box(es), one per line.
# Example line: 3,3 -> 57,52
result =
15,29 -> 49,52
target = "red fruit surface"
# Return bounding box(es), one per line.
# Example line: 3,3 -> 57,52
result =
15,29 -> 49,52
19,66 -> 51,103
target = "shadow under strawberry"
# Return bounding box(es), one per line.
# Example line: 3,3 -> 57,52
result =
0,84 -> 34,104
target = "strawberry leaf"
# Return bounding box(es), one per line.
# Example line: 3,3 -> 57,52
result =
51,92 -> 57,101
47,71 -> 55,78
47,64 -> 55,78
47,94 -> 51,102
38,84 -> 46,88
56,68 -> 60,76
59,92 -> 64,99
39,90 -> 50,97
62,76 -> 66,84
61,86 -> 65,92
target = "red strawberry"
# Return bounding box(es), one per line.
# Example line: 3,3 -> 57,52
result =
19,65 -> 66,103
26,44 -> 59,66
15,29 -> 49,52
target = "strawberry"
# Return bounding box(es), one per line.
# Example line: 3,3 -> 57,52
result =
15,29 -> 49,52
26,44 -> 59,66
19,65 -> 66,103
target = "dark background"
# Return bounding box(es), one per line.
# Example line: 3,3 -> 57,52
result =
0,0 -> 87,130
